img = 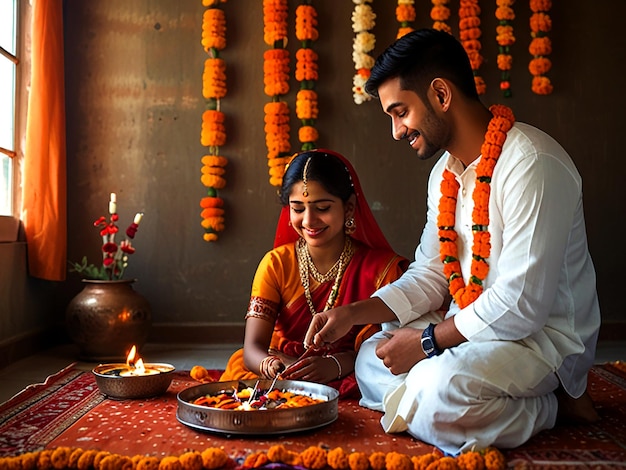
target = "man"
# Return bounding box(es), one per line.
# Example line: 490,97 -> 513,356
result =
304,29 -> 601,456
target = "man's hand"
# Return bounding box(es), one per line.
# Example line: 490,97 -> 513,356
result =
375,328 -> 425,375
304,298 -> 397,349
303,306 -> 353,349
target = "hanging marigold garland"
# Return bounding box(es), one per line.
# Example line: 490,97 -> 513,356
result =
495,0 -> 515,98
396,0 -> 416,39
263,0 -> 292,187
529,0 -> 553,95
351,0 -> 376,105
430,0 -> 451,34
200,0 -> 228,242
459,0 -> 486,95
295,1 -> 319,151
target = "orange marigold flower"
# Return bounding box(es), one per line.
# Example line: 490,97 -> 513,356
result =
368,452 -> 386,470
93,451 -> 113,469
530,12 -> 552,33
295,48 -> 319,81
263,48 -> 290,96
200,196 -> 224,209
327,448 -> 350,470
136,456 -> 160,470
201,448 -> 228,470
243,452 -> 269,469
531,76 -> 553,95
347,452 -> 369,470
397,27 -> 415,40
433,22 -> 452,34
300,446 -> 327,470
190,365 -> 211,381
396,5 -> 416,23
495,6 -> 515,21
179,451 -> 203,470
456,450 -> 485,470
483,447 -> 506,470
529,57 -> 552,76
431,5 -> 451,22
203,58 -> 227,99
298,125 -> 318,144
529,37 -> 552,56
459,16 -> 480,29
296,90 -> 319,120
460,27 -> 481,41
470,257 -> 490,280
412,452 -> 440,470
385,452 -> 412,470
202,8 -> 226,52
427,455 -> 460,469
530,0 -> 552,12
158,456 -> 181,470
201,155 -> 228,167
201,174 -> 226,189
263,0 -> 288,45
497,54 -> 513,70
295,4 -> 319,41
201,110 -> 226,147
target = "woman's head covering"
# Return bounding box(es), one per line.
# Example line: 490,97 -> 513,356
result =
273,149 -> 393,252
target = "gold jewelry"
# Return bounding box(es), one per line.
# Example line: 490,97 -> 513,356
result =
296,237 -> 354,316
344,217 -> 356,234
325,354 -> 342,379
302,156 -> 312,197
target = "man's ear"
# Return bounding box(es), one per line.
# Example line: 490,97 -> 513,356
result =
430,78 -> 451,110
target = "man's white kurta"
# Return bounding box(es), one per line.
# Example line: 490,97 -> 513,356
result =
358,122 -> 601,454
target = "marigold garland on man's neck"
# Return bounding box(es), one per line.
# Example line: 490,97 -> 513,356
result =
438,104 -> 515,309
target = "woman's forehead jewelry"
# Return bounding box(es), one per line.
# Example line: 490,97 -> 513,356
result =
302,156 -> 312,197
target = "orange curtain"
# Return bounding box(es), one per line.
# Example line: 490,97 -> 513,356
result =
22,0 -> 67,281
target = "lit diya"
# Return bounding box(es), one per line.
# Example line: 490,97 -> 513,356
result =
92,345 -> 175,399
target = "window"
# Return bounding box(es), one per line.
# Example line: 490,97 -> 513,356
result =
0,0 -> 17,216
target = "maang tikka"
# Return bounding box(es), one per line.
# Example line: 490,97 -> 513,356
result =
302,156 -> 312,197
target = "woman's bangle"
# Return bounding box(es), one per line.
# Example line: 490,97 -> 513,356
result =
325,354 -> 342,379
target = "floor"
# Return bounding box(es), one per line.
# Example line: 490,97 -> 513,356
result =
0,342 -> 241,405
1,341 -> 624,406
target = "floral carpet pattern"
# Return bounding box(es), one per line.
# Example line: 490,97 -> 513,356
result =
0,363 -> 625,468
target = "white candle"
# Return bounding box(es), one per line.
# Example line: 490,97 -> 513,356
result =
110,192 -> 117,203
133,212 -> 144,225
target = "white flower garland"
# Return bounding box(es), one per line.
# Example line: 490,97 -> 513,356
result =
351,0 -> 376,105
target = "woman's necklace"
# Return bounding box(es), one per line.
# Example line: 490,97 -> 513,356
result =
438,104 -> 515,309
297,236 -> 355,316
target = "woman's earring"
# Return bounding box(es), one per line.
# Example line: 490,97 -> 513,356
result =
344,217 -> 356,234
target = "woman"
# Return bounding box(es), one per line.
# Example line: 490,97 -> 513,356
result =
220,149 -> 407,397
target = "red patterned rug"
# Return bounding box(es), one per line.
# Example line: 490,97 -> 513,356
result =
1,363 -> 625,468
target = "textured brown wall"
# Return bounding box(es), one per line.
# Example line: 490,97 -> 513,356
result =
62,1 -> 626,343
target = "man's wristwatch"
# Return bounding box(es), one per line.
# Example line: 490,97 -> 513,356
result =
421,323 -> 442,358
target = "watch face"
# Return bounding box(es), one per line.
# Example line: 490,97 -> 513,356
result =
421,337 -> 435,355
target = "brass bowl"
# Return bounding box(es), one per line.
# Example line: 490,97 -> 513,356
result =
177,379 -> 339,435
93,363 -> 175,399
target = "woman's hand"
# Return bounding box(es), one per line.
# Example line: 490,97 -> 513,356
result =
259,355 -> 285,379
280,354 -> 343,383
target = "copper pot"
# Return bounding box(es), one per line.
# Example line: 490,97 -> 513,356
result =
66,279 -> 152,361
